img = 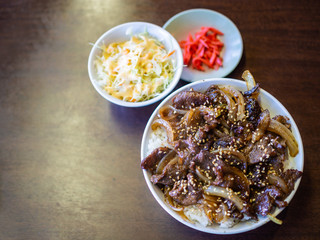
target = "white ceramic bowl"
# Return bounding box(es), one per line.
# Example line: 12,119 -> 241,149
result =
141,78 -> 304,234
163,9 -> 243,82
88,22 -> 183,107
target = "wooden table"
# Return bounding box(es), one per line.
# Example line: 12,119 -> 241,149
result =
0,0 -> 319,239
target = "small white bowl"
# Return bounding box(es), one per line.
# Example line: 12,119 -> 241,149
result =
141,78 -> 304,234
88,22 -> 183,107
163,9 -> 243,82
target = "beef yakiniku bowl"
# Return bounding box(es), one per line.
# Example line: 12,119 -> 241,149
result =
140,74 -> 303,234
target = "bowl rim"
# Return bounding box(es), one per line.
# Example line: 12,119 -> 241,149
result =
163,8 -> 243,82
88,21 -> 183,107
141,78 -> 304,234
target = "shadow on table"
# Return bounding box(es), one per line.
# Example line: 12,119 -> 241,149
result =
108,80 -> 188,131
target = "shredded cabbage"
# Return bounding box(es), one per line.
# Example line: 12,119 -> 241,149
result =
94,32 -> 175,102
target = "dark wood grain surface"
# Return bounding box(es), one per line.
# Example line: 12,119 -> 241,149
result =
0,0 -> 319,239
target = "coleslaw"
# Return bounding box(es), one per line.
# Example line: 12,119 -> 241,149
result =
94,32 -> 175,102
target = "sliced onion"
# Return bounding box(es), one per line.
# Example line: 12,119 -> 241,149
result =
198,105 -> 220,119
211,148 -> 247,171
164,188 -> 184,212
267,119 -> 299,157
244,84 -> 260,100
221,86 -> 246,121
168,156 -> 178,166
195,167 -> 211,183
268,174 -> 289,194
213,128 -> 226,138
158,105 -> 188,121
204,185 -> 244,211
151,119 -> 175,145
242,70 -> 256,91
213,164 -> 250,197
179,108 -> 196,126
220,119 -> 230,129
201,197 -> 220,224
215,89 -> 237,121
228,166 -> 250,195
156,150 -> 176,174
252,109 -> 271,143
267,214 -> 283,225
202,194 -> 219,202
202,204 -> 214,223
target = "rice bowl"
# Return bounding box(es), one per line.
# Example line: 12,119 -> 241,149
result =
140,78 -> 303,234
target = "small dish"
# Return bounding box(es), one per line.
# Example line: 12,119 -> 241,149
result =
163,9 -> 243,82
88,22 -> 183,107
141,78 -> 303,234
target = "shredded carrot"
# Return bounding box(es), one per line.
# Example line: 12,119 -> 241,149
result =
179,27 -> 224,71
164,50 -> 176,59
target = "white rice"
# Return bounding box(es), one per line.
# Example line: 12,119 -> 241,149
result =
183,205 -> 211,227
183,205 -> 239,228
147,127 -> 170,155
219,217 -> 240,228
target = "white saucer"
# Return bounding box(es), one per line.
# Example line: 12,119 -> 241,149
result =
163,9 -> 243,82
